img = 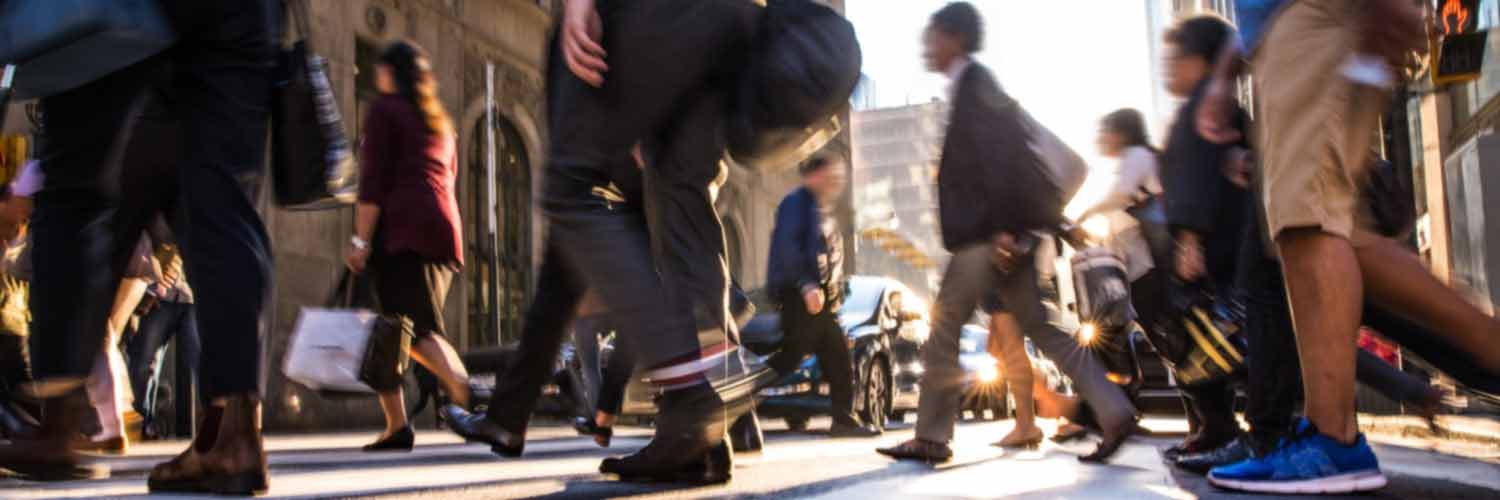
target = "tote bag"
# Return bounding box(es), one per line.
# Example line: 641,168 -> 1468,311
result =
283,272 -> 412,394
270,0 -> 358,210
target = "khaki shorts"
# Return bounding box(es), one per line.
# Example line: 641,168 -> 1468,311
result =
1254,0 -> 1387,241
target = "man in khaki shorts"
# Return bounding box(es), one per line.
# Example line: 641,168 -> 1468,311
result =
1196,0 -> 1500,494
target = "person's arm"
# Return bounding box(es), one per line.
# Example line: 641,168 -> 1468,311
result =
561,0 -> 607,87
1072,149 -> 1157,223
1197,36 -> 1248,144
347,102 -> 392,273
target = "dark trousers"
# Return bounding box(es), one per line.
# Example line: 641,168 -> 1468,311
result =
767,289 -> 860,427
124,302 -> 199,421
1131,267 -> 1239,442
29,0 -> 275,400
572,315 -> 638,416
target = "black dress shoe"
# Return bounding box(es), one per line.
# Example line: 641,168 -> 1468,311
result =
442,405 -> 524,457
363,426 -> 414,452
875,438 -> 952,463
600,433 -> 732,484
573,416 -> 613,448
829,421 -> 882,438
1174,435 -> 1251,474
1079,417 -> 1137,464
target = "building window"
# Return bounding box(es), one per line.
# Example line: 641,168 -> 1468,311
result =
466,113 -> 532,348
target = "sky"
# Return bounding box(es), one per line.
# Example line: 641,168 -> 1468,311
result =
846,0 -> 1159,167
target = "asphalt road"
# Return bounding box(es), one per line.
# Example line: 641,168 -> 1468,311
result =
2,416 -> 1497,499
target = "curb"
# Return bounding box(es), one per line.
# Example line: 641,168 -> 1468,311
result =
1359,414 -> 1500,446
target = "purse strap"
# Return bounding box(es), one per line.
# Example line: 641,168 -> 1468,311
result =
329,270 -> 356,308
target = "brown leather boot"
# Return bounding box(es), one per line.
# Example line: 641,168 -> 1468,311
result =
148,394 -> 268,496
0,388 -> 109,481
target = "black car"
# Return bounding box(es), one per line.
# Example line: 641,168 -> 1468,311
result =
628,276 -> 930,432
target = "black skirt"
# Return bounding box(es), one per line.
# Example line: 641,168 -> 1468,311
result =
370,251 -> 456,339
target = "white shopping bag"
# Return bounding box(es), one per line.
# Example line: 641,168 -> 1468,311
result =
282,307 -> 380,393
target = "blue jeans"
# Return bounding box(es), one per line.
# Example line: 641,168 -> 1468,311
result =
125,301 -> 199,422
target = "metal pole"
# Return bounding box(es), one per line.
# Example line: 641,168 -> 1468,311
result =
485,63 -> 503,346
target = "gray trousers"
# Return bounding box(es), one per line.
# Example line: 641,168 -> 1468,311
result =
916,243 -> 1137,443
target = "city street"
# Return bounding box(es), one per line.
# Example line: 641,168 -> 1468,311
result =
3,416 -> 1497,499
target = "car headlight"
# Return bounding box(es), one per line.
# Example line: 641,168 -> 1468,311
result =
978,365 -> 999,384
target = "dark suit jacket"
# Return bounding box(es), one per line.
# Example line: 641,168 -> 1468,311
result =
938,63 -> 1063,250
1161,82 -> 1251,290
766,187 -> 828,296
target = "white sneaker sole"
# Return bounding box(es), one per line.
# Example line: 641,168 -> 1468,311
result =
1209,470 -> 1387,495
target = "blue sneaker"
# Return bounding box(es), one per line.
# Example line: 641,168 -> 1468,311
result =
1208,419 -> 1386,494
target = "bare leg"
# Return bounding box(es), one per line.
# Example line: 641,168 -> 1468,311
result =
410,336 -> 470,408
989,313 -> 1041,444
1357,237 -> 1500,374
86,278 -> 149,442
1278,229 -> 1362,444
376,388 -> 408,438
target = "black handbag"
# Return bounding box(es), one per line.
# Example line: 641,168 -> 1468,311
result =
329,271 -> 413,393
270,0 -> 358,210
0,0 -> 176,100
1071,247 -> 1136,330
1160,287 -> 1247,387
727,0 -> 861,172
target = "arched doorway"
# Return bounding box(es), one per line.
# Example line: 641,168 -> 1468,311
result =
466,114 -> 532,349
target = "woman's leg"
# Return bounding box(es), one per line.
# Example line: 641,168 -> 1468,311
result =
376,388 -> 408,437
86,277 -> 149,442
989,313 -> 1040,439
410,336 -> 470,408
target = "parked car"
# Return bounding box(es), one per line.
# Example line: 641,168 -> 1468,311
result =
617,276 -> 929,431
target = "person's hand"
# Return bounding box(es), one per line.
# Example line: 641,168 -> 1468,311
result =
1196,77 -> 1242,144
345,243 -> 371,274
992,232 -> 1028,274
803,287 -> 825,315
631,142 -> 645,170
1224,147 -> 1254,189
1366,0 -> 1428,69
1175,233 -> 1206,282
562,0 -> 607,87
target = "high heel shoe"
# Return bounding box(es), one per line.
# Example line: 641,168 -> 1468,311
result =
573,416 -> 613,448
993,427 -> 1045,449
363,426 -> 414,452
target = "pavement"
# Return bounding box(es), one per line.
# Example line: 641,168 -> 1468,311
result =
2,416 -> 1498,499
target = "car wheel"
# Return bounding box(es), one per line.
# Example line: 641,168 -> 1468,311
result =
860,359 -> 891,431
784,416 -> 809,432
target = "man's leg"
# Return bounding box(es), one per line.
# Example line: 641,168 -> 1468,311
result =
1278,229 -> 1363,444
483,243 -> 585,439
147,1 -> 277,494
811,308 -> 860,429
767,289 -> 819,376
1364,304 -> 1500,395
914,245 -> 996,444
127,304 -> 180,420
1002,248 -> 1136,461
1244,264 -> 1301,452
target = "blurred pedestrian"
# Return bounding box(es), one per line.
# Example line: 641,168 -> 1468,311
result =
0,1 -> 279,492
1156,15 -> 1253,462
124,226 -> 199,442
764,155 -> 878,438
877,2 -> 1138,464
344,40 -> 471,453
1197,0 -> 1500,493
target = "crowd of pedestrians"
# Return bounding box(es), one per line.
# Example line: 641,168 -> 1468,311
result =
0,0 -> 1497,497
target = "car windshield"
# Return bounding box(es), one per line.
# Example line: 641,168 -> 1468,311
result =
839,278 -> 884,325
960,326 -> 988,354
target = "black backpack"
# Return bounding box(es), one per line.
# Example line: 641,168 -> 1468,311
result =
727,0 -> 862,171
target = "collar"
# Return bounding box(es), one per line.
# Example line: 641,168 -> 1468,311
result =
944,55 -> 972,82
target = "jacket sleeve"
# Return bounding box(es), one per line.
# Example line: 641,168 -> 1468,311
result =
768,193 -> 818,292
357,100 -> 394,206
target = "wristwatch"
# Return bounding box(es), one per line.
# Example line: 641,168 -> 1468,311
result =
350,235 -> 370,251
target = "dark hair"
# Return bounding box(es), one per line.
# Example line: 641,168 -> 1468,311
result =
1165,15 -> 1233,64
381,40 -> 454,137
800,154 -> 838,176
1100,108 -> 1156,152
930,2 -> 984,54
